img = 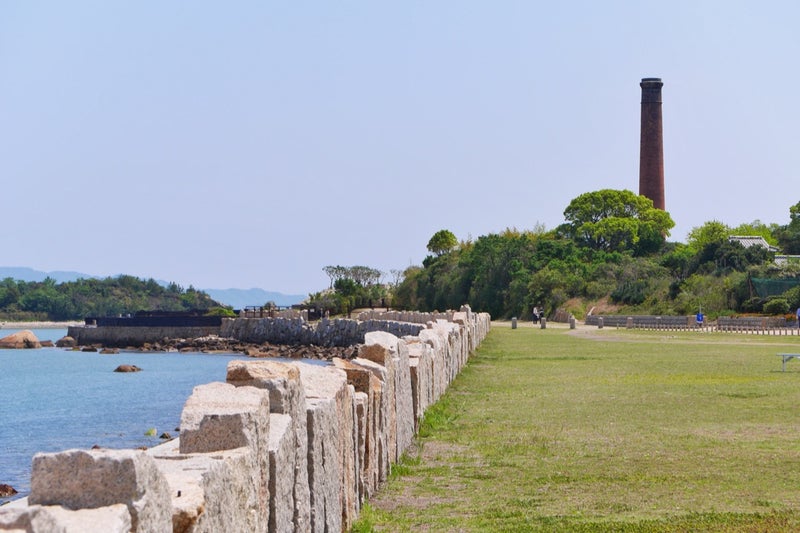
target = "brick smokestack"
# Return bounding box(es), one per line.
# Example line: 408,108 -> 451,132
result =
639,77 -> 665,210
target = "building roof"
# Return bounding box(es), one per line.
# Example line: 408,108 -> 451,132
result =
728,235 -> 780,253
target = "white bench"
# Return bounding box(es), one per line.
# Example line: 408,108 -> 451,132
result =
777,353 -> 800,372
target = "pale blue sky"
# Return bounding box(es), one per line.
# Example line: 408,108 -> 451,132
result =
1,2 -> 798,294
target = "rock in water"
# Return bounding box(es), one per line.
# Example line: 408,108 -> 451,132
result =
0,330 -> 42,349
113,364 -> 142,373
0,483 -> 17,497
56,336 -> 77,348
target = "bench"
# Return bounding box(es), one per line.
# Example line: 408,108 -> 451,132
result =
777,353 -> 800,371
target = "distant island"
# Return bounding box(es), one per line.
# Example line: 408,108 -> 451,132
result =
202,288 -> 306,309
0,267 -> 306,309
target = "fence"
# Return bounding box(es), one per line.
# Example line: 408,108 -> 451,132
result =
585,314 -> 800,335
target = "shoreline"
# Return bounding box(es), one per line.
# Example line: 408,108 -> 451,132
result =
0,321 -> 83,330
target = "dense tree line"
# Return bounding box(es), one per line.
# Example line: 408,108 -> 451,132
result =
0,275 -> 223,322
393,190 -> 800,320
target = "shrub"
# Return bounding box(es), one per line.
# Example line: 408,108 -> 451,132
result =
763,298 -> 790,315
740,297 -> 765,313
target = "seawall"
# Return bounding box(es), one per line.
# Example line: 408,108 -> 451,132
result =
68,316 -> 437,348
2,306 -> 490,532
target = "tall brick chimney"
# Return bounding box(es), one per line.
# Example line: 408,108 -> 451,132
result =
639,77 -> 665,210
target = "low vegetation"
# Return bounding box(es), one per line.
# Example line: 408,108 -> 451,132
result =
355,324 -> 800,531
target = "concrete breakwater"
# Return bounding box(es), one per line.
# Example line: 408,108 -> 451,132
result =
1,306 -> 490,532
67,315 -> 439,348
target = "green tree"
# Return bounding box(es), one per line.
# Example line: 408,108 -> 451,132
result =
426,229 -> 458,256
686,220 -> 730,253
561,189 -> 674,254
775,201 -> 800,254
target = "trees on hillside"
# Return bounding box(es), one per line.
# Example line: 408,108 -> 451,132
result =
0,276 -> 222,322
391,190 -> 797,319
560,189 -> 674,255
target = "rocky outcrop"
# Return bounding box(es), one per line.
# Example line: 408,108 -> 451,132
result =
0,330 -> 41,349
55,336 -> 77,348
1,306 -> 492,533
0,484 -> 17,497
113,364 -> 141,373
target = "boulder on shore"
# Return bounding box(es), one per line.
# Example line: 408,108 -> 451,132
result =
0,330 -> 42,349
56,336 -> 77,348
113,364 -> 141,373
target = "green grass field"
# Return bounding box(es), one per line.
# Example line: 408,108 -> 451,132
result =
353,323 -> 800,532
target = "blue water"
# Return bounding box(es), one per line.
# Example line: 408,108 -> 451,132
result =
0,328 -> 248,504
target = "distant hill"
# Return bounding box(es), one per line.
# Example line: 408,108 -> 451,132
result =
203,288 -> 306,309
0,266 -> 90,283
0,267 -> 306,309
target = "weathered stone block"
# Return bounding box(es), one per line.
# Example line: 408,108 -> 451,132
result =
332,359 -> 378,499
178,382 -> 270,530
298,363 -> 359,532
361,332 -> 414,461
406,339 -> 434,429
226,360 -> 311,532
268,414 -> 294,533
28,449 -> 171,533
349,357 -> 389,485
306,398 -> 341,533
0,503 -> 132,533
148,438 -> 263,533
179,382 -> 269,455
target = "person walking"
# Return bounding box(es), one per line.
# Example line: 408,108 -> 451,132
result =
796,306 -> 800,329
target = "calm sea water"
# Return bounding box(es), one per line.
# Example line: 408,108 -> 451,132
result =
0,328 -> 248,504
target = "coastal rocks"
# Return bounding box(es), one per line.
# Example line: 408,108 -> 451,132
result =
56,336 -> 77,348
113,365 -> 141,373
244,342 -> 360,361
100,347 -> 120,354
0,330 -> 41,349
174,336 -> 359,361
0,483 -> 17,497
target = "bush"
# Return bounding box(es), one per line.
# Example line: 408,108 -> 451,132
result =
740,297 -> 765,313
610,280 -> 648,305
763,298 -> 790,315
783,286 -> 800,311
205,306 -> 236,317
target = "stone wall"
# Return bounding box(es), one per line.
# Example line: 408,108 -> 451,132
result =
67,326 -> 222,348
220,316 -> 428,347
1,306 -> 491,533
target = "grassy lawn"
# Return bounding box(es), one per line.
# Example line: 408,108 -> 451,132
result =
353,322 -> 800,532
